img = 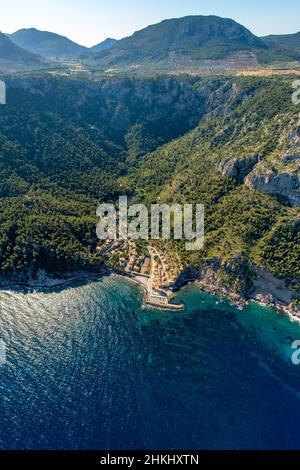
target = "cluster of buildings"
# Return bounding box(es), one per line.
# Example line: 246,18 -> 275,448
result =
97,240 -> 151,276
97,239 -> 184,311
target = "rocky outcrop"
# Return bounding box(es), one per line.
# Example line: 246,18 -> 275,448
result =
174,260 -> 300,317
287,124 -> 300,146
245,169 -> 300,206
251,266 -> 293,306
281,151 -> 300,164
281,123 -> 300,163
246,122 -> 300,207
217,153 -> 260,181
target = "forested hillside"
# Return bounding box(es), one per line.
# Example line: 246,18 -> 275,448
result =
0,75 -> 222,279
0,74 -> 299,294
130,77 -> 300,292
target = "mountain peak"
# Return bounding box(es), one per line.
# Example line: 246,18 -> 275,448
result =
89,15 -> 266,70
90,38 -> 118,53
9,28 -> 87,58
0,31 -> 43,72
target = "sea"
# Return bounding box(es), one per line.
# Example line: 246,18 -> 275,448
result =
0,275 -> 300,450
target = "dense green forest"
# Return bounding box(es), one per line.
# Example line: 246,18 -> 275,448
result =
0,74 -> 299,293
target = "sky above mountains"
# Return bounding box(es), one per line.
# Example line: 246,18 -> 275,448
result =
2,0 -> 300,47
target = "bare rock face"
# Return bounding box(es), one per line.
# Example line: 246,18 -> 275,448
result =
281,151 -> 300,164
244,122 -> 300,206
217,153 -> 260,181
287,124 -> 300,146
245,169 -> 300,206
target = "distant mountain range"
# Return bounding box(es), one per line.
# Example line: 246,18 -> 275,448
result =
262,32 -> 300,61
90,38 -> 118,53
82,16 -> 300,71
90,15 -> 267,67
7,28 -> 118,60
1,15 -> 300,73
8,28 -> 88,58
84,16 -> 300,71
0,32 -> 44,72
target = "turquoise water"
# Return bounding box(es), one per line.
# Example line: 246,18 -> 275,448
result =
0,276 -> 300,450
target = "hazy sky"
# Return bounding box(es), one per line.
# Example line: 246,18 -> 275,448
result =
2,0 -> 300,47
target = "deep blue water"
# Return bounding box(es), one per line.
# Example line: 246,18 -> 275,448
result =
0,276 -> 300,450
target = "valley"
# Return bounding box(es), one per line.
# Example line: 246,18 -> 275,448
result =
0,14 -> 300,317
2,5 -> 300,456
0,72 -> 299,316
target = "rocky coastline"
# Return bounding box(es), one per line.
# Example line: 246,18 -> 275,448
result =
1,262 -> 299,323
174,264 -> 300,321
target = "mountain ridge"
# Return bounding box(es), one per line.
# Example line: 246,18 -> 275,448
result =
261,32 -> 300,60
90,38 -> 118,53
9,28 -> 88,58
88,15 -> 268,70
0,32 -> 44,72
4,16 -> 300,72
